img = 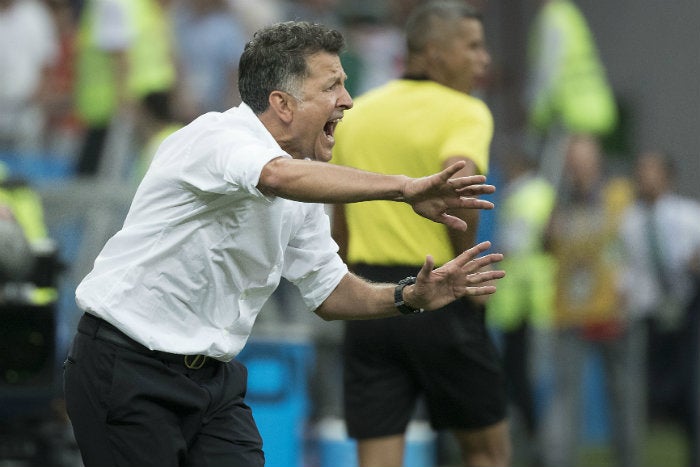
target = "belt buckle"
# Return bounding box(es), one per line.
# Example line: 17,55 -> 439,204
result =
183,354 -> 207,370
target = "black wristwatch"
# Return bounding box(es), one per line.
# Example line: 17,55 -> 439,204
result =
394,276 -> 424,315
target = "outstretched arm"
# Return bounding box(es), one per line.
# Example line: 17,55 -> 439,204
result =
258,157 -> 494,230
314,241 -> 504,321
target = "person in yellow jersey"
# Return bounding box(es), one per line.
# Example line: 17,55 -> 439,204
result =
332,2 -> 511,466
73,0 -> 176,176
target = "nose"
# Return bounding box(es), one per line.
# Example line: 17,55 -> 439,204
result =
339,86 -> 353,110
482,48 -> 492,67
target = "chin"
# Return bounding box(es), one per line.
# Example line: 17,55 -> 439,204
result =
313,144 -> 334,163
313,153 -> 333,163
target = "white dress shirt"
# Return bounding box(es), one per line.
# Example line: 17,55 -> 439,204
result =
76,103 -> 348,361
619,193 -> 700,319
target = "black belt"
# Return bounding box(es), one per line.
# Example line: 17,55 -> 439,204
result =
78,313 -> 218,370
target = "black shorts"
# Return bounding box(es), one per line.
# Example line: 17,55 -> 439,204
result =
343,264 -> 507,439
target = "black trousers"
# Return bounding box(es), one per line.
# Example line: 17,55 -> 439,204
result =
63,314 -> 264,467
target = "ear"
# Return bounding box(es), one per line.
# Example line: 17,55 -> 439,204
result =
426,43 -> 441,63
268,90 -> 295,124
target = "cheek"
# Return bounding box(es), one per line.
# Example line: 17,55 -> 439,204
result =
312,134 -> 333,162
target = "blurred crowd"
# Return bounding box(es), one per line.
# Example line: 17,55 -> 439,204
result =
0,0 -> 415,176
0,1 -> 699,467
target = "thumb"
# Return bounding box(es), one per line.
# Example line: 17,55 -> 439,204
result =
417,254 -> 435,282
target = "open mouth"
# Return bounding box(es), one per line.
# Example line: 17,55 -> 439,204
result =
324,118 -> 340,140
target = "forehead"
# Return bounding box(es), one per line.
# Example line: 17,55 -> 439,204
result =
435,17 -> 483,46
303,51 -> 344,82
455,18 -> 484,42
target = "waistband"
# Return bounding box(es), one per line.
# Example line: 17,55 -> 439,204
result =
78,313 -> 218,370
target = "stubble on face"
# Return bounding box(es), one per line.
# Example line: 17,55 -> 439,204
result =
291,52 -> 352,162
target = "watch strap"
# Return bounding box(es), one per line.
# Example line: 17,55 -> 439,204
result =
394,276 -> 424,314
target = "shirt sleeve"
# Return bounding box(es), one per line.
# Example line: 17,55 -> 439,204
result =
283,204 -> 348,311
170,115 -> 287,198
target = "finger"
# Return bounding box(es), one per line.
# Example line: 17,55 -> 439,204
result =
438,213 -> 468,231
454,184 -> 496,196
440,161 -> 468,180
417,254 -> 435,281
462,241 -> 493,261
466,269 -> 506,284
464,285 -> 498,296
446,241 -> 492,269
446,197 -> 494,210
446,175 -> 487,189
464,253 -> 505,272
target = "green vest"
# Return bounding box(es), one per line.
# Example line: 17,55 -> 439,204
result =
487,175 -> 557,330
75,0 -> 175,125
528,0 -> 617,135
0,184 -> 57,305
0,186 -> 48,245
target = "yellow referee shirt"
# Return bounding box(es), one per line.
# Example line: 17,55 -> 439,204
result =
332,79 -> 492,266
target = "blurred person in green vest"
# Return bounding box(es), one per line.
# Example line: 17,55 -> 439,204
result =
525,0 -> 617,190
74,0 -> 176,177
486,147 -> 556,464
0,162 -> 58,306
0,164 -> 33,284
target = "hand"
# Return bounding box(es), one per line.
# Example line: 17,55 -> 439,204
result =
402,161 -> 495,231
405,241 -> 505,311
464,263 -> 500,306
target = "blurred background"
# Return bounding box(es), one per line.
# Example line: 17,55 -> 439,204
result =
0,0 -> 697,466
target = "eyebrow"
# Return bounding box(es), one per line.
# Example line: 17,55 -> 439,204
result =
320,72 -> 346,89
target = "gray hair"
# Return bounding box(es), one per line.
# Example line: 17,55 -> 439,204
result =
238,21 -> 345,114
